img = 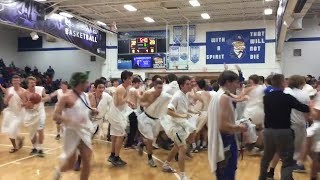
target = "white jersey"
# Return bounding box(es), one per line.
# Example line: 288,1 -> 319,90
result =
60,93 -> 94,162
144,91 -> 172,119
35,86 -> 45,110
1,87 -> 25,138
6,87 -> 24,114
243,85 -> 265,125
162,90 -> 196,140
284,88 -> 310,127
107,88 -> 133,136
24,86 -> 45,127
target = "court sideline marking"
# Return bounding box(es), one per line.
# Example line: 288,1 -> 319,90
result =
0,146 -> 62,168
0,143 -> 52,150
0,132 -> 180,179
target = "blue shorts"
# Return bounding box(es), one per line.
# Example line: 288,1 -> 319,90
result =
216,134 -> 238,180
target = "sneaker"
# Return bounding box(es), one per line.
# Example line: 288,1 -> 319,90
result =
138,143 -> 144,156
152,143 -> 160,149
148,158 -> 157,168
179,173 -> 189,180
107,155 -> 114,163
266,171 -> 274,180
293,164 -> 306,173
55,134 -> 61,140
162,163 -> 176,173
124,146 -> 135,150
201,146 -> 208,151
111,157 -> 127,167
38,150 -> 45,157
30,148 -> 38,155
186,152 -> 193,160
192,148 -> 199,153
248,147 -> 263,156
118,157 -> 127,166
53,168 -> 61,180
74,160 -> 81,171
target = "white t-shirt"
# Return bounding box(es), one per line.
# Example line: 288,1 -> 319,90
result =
284,88 -> 310,126
168,90 -> 189,115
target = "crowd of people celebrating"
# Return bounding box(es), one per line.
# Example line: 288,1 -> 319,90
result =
0,63 -> 319,180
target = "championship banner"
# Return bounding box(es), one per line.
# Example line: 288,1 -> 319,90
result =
0,0 -> 106,58
206,29 -> 265,64
189,25 -> 196,43
190,46 -> 200,64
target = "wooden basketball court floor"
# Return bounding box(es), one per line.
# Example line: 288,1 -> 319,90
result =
0,107 -> 310,180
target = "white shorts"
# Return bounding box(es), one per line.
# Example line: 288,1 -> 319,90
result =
108,105 -> 129,137
196,111 -> 208,133
291,124 -> 306,160
1,109 -> 23,139
60,128 -> 92,163
38,108 -> 46,130
138,112 -> 158,140
173,128 -> 188,147
243,108 -> 265,126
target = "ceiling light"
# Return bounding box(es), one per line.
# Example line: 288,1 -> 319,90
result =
144,17 -> 155,23
264,8 -> 273,15
30,32 -> 39,41
189,0 -> 200,7
97,21 -> 106,26
265,0 -> 273,1
59,12 -> 73,18
201,13 -> 210,19
124,4 -> 137,11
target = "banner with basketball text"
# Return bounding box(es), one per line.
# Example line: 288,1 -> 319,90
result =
206,29 -> 265,64
0,0 -> 106,58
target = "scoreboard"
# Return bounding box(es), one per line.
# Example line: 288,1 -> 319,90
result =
130,38 -> 156,54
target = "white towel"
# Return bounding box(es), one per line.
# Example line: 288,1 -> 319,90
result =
207,89 -> 225,175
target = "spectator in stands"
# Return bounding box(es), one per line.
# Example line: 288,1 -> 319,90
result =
46,66 -> 55,79
25,66 -> 31,75
0,59 -> 5,68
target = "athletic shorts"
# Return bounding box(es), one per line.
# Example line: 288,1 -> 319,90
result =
173,129 -> 188,147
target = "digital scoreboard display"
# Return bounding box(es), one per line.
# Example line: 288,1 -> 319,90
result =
130,38 -> 156,54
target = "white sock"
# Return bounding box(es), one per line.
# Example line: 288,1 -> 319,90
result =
202,141 -> 207,147
192,143 -> 196,149
196,140 -> 201,147
32,143 -> 37,149
180,172 -> 186,177
297,161 -> 303,166
38,144 -> 43,150
54,168 -> 61,180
